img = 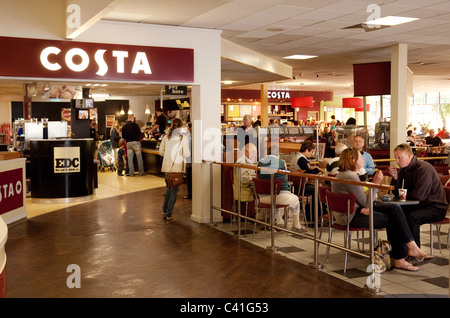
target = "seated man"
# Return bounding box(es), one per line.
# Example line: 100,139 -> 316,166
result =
388,143 -> 448,252
425,129 -> 443,147
352,135 -> 375,181
257,152 -> 307,234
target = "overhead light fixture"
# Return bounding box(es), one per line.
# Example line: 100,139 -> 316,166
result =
291,97 -> 313,108
128,108 -> 133,115
145,104 -> 150,114
91,93 -> 110,98
283,55 -> 317,60
342,97 -> 363,109
120,105 -> 125,115
222,81 -> 233,85
364,16 -> 419,27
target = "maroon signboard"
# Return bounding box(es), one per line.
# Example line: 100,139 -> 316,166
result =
0,168 -> 24,215
353,62 -> 391,97
0,36 -> 194,82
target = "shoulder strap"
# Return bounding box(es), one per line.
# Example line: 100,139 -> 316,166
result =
169,135 -> 183,172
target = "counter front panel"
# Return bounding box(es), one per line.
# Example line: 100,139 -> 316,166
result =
30,139 -> 95,199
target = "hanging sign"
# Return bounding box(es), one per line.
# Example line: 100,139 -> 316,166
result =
0,36 -> 194,82
165,85 -> 187,95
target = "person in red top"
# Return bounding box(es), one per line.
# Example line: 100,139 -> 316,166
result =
436,128 -> 446,139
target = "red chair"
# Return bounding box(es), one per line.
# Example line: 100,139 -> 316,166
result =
429,186 -> 450,254
323,191 -> 370,273
439,175 -> 449,186
252,178 -> 289,236
434,165 -> 449,175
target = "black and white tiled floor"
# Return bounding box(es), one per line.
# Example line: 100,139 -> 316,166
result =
215,217 -> 450,298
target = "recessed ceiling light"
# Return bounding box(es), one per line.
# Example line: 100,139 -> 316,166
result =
222,80 -> 233,85
364,16 -> 419,27
283,55 -> 318,60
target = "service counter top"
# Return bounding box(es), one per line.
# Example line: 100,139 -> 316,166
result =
30,139 -> 96,203
0,151 -> 21,161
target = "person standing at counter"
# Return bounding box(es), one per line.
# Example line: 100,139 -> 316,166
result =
159,118 -> 190,221
237,114 -> 257,151
110,120 -> 121,170
148,109 -> 169,139
122,114 -> 145,176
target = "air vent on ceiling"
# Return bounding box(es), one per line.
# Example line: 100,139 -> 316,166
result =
342,23 -> 390,32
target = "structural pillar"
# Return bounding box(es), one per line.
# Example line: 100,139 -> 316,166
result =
260,84 -> 268,126
390,43 -> 408,159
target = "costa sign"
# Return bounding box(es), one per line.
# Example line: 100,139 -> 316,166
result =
0,36 -> 194,82
0,168 -> 24,215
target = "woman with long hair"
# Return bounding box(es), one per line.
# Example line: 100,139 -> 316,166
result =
110,120 -> 121,172
159,118 -> 190,221
332,147 -> 432,271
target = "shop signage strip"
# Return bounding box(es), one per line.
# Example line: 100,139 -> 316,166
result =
0,168 -> 24,215
0,36 -> 194,82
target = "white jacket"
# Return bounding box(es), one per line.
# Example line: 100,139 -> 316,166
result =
159,134 -> 190,173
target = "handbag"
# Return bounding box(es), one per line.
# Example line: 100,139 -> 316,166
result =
373,239 -> 393,273
167,136 -> 184,188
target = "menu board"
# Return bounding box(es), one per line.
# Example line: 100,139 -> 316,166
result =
228,105 -> 240,117
239,105 -> 252,117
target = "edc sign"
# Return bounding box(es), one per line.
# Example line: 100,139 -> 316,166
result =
0,36 -> 194,82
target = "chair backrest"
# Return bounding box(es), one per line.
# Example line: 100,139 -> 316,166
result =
444,186 -> 450,204
439,175 -> 449,186
253,178 -> 281,195
326,191 -> 356,215
318,185 -> 329,204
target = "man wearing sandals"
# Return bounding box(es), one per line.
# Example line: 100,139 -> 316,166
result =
388,143 -> 448,271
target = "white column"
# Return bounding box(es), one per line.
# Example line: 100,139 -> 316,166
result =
390,43 -> 408,159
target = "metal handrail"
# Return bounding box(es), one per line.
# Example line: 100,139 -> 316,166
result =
206,160 -> 394,292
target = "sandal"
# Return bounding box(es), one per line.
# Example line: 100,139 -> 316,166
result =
394,264 -> 419,272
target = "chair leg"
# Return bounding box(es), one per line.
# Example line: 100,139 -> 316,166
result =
344,231 -> 350,273
430,223 -> 434,255
436,224 -> 442,253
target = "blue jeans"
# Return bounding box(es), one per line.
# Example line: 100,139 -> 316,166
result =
126,141 -> 144,176
163,174 -> 179,217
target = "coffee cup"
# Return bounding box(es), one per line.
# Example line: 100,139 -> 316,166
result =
398,189 -> 407,201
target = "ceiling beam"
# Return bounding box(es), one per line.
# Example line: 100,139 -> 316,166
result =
65,0 -> 126,39
221,38 -> 293,80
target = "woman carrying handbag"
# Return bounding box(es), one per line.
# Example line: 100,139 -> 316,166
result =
159,118 -> 190,221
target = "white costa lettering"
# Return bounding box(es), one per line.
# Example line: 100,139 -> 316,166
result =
0,181 -> 22,203
40,46 -> 152,76
267,91 -> 290,99
40,46 -> 62,71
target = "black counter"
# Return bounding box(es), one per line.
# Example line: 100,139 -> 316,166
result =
30,139 -> 96,201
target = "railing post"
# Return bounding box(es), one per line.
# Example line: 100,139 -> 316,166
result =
309,178 -> 323,269
237,166 -> 242,238
267,172 -> 278,252
209,162 -> 214,226
364,188 -> 380,293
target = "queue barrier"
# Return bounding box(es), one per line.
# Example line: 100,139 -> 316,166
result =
206,160 -> 393,293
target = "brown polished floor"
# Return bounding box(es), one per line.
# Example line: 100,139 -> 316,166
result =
5,186 -> 378,298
